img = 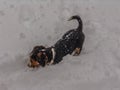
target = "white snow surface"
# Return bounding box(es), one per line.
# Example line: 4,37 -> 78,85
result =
0,0 -> 120,90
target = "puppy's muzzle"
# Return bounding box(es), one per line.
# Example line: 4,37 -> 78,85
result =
28,59 -> 40,68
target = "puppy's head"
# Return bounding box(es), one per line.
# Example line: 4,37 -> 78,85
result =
28,46 -> 48,68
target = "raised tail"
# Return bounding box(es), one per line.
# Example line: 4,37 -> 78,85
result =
68,15 -> 83,31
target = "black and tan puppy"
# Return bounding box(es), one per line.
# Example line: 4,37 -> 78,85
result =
28,15 -> 85,68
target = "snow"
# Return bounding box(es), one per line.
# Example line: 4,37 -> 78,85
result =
0,0 -> 120,90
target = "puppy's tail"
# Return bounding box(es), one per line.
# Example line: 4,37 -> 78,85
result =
68,15 -> 83,31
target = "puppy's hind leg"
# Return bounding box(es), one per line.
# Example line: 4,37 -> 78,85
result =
73,36 -> 84,56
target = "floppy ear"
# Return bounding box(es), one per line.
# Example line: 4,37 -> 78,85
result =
39,53 -> 48,67
40,60 -> 46,67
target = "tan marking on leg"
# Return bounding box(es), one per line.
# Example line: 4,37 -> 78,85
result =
73,48 -> 81,56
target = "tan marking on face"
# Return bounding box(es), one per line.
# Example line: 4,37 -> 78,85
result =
28,59 -> 40,68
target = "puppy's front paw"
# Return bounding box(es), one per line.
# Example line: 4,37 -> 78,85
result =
73,48 -> 81,56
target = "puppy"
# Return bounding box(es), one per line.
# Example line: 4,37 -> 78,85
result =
28,15 -> 85,68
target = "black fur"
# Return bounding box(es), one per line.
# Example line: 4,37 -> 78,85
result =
29,15 -> 85,67
53,15 -> 85,64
